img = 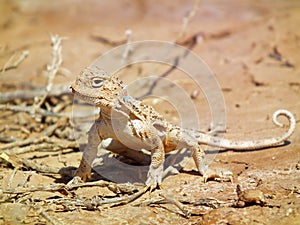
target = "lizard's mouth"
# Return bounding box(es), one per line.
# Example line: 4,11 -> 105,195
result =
71,85 -> 90,99
70,85 -> 104,105
70,85 -> 87,97
70,86 -> 80,95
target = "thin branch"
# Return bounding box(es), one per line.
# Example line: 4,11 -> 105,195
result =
7,168 -> 18,189
1,179 -> 139,195
21,158 -> 62,174
140,0 -> 201,90
0,104 -> 69,117
133,192 -> 191,218
136,57 -> 179,100
160,193 -> 191,218
0,117 -> 67,150
175,31 -> 204,49
90,34 -> 126,46
8,141 -> 78,155
121,29 -> 133,65
39,210 -> 62,225
0,135 -> 50,151
0,50 -> 29,72
44,186 -> 148,210
35,34 -> 65,108
175,0 -> 201,42
0,84 -> 71,104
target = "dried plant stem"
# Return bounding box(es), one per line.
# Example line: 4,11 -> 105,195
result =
121,29 -> 133,64
0,104 -> 68,117
9,141 -> 78,155
0,135 -> 50,151
35,35 -> 65,109
2,179 -> 138,195
43,186 -> 148,210
176,0 -> 201,42
39,210 -> 62,225
0,84 -> 71,104
160,193 -> 191,218
0,117 -> 67,150
0,50 -> 29,72
90,34 -> 126,46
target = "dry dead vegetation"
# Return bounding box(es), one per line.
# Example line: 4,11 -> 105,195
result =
1,0 -> 300,224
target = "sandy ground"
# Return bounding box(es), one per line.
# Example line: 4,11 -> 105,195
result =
0,0 -> 300,224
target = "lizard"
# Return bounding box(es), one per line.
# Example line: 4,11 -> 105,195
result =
71,66 -> 296,190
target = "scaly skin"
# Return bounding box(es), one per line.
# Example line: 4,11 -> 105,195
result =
71,67 -> 296,189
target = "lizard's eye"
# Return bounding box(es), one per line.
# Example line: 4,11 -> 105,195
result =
91,78 -> 103,88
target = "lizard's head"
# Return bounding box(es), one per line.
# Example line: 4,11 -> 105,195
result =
71,67 -> 123,107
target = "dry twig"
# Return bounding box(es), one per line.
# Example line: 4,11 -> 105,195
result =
1,179 -> 139,195
0,50 -> 29,72
0,117 -> 67,150
0,84 -> 71,104
121,29 -> 133,65
176,0 -> 201,42
159,193 -> 191,218
90,34 -> 126,46
35,34 -> 65,108
0,103 -> 69,117
8,140 -> 78,155
39,210 -> 62,225
42,185 -> 148,210
133,192 -> 191,218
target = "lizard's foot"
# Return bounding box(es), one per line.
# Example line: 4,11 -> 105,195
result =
74,169 -> 91,182
202,168 -> 233,183
73,167 -> 92,182
145,164 -> 163,191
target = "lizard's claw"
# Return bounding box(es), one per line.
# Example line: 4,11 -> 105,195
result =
73,168 -> 92,182
145,164 -> 163,191
145,177 -> 162,192
146,183 -> 163,192
202,168 -> 233,183
74,158 -> 93,182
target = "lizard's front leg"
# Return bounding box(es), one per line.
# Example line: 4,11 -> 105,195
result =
145,140 -> 165,190
74,122 -> 101,181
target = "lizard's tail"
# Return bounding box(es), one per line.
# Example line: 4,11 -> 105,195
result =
197,109 -> 296,150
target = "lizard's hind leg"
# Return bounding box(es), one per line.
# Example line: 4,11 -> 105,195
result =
191,145 -> 233,183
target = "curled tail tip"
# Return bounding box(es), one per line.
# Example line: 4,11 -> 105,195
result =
272,109 -> 296,137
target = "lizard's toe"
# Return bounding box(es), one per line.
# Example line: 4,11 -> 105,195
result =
74,169 -> 92,182
146,164 -> 163,191
145,177 -> 161,192
202,168 -> 233,183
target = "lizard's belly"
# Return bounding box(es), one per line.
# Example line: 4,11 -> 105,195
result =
163,135 -> 180,153
99,119 -> 156,151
